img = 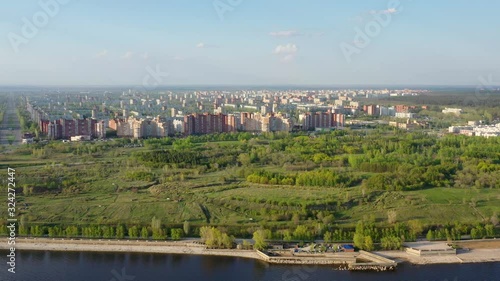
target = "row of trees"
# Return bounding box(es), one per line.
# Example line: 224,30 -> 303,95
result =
2,221 -> 497,247
352,221 -> 407,251
2,217 -> 191,240
4,224 -> 187,240
135,150 -> 205,168
246,169 -> 359,188
248,221 -> 499,251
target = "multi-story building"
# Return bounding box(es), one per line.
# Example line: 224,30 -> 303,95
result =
41,118 -> 102,140
239,112 -> 292,133
363,104 -> 378,116
395,105 -> 411,113
261,113 -> 291,132
300,111 -> 345,130
115,116 -> 172,138
184,113 -> 236,135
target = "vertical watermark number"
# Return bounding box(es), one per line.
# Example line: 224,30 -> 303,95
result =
6,168 -> 17,274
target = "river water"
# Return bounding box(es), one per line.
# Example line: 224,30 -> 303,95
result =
1,250 -> 499,281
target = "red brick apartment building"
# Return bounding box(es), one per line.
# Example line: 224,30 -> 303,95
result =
184,113 -> 236,135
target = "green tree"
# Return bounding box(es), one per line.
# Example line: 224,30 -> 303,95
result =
171,228 -> 183,240
128,226 -> 139,239
293,225 -> 310,241
353,221 -> 365,249
324,231 -> 333,243
426,229 -> 434,241
221,233 -> 234,249
0,225 -> 7,236
199,226 -> 233,249
152,228 -> 166,240
30,226 -> 44,237
364,236 -> 374,251
116,225 -> 125,239
381,236 -> 403,250
485,224 -> 495,238
283,230 -> 292,241
19,225 -> 29,236
65,226 -> 78,238
253,229 -> 269,251
141,227 -> 149,239
408,220 -> 423,238
102,226 -> 115,238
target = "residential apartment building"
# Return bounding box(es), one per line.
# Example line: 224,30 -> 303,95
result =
299,111 -> 345,130
184,113 -> 236,135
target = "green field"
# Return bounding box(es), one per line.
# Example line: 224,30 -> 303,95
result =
1,130 -> 499,240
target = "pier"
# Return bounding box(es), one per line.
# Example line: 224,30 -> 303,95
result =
256,250 -> 397,271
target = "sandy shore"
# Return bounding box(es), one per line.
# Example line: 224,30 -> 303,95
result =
0,238 -> 261,260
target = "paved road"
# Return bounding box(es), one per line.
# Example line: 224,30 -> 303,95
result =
0,96 -> 22,146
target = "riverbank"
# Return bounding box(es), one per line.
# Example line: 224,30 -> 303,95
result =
377,240 -> 500,265
2,238 -> 500,266
0,238 -> 261,260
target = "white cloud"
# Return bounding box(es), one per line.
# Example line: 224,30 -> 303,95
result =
274,44 -> 298,63
95,49 -> 108,58
172,55 -> 184,61
269,30 -> 301,37
197,42 -> 219,48
270,30 -> 325,38
122,51 -> 133,59
141,52 -> 149,60
274,43 -> 298,55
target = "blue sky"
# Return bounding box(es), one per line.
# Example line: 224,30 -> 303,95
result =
1,0 -> 499,86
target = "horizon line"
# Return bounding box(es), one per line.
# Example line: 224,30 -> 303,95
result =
0,83 -> 497,89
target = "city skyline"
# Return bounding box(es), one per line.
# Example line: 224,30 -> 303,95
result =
1,0 -> 500,86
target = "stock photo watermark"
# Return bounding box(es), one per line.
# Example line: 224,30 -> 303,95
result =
281,265 -> 318,281
340,0 -> 410,63
213,0 -> 244,21
128,64 -> 169,94
109,267 -> 135,281
107,246 -> 194,281
7,0 -> 70,53
464,74 -> 499,106
141,64 -> 170,91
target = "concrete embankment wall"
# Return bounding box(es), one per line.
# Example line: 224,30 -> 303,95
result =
349,250 -> 397,271
256,250 -> 356,265
406,247 -> 457,256
358,250 -> 397,264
